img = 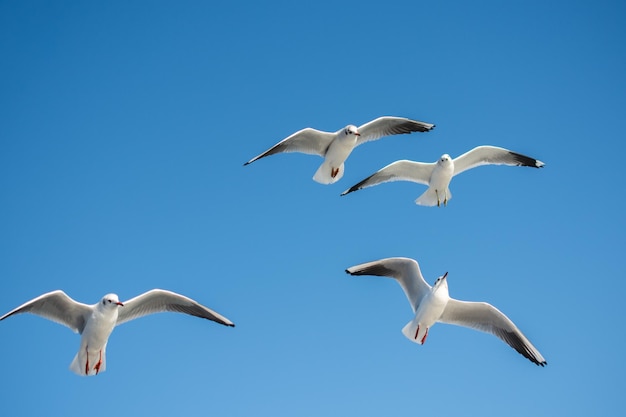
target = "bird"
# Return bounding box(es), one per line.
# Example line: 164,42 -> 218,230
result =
243,116 -> 435,184
346,257 -> 547,366
0,289 -> 235,376
341,145 -> 544,206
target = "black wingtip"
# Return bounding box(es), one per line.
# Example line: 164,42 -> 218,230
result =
341,185 -> 359,196
509,151 -> 545,169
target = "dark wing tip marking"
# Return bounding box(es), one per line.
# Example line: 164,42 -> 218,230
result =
395,120 -> 435,134
341,173 -> 377,196
498,328 -> 547,366
346,264 -> 395,277
508,151 -> 544,168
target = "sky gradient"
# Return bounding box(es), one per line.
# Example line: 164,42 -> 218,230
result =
1,1 -> 624,416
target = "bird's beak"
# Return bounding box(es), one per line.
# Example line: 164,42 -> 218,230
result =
116,302 -> 124,306
354,132 -> 360,136
442,272 -> 448,280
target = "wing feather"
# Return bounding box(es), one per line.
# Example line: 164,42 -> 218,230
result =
116,289 -> 234,327
0,290 -> 91,334
439,299 -> 547,366
341,160 -> 434,196
356,116 -> 434,146
244,128 -> 334,165
453,145 -> 544,177
346,258 -> 431,313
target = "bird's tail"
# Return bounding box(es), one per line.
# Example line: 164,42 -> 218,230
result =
313,161 -> 344,184
401,319 -> 426,345
415,187 -> 452,207
69,344 -> 107,376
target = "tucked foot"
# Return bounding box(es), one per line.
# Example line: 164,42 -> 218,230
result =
84,346 -> 89,375
331,167 -> 339,178
414,324 -> 420,340
421,329 -> 429,344
94,350 -> 103,375
436,190 -> 441,207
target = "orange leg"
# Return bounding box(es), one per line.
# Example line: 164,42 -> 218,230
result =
414,325 -> 420,340
421,329 -> 429,344
84,346 -> 89,375
331,167 -> 339,178
94,350 -> 102,375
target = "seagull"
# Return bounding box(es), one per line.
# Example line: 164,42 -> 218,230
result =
341,145 -> 544,206
346,257 -> 547,366
244,116 -> 435,184
0,289 -> 235,376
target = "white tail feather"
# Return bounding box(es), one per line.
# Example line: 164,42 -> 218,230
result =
313,161 -> 344,184
415,188 -> 452,206
69,344 -> 107,376
401,319 -> 426,345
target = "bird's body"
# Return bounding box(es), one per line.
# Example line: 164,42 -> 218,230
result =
341,145 -> 544,206
404,273 -> 449,344
244,116 -> 435,184
0,289 -> 235,376
312,125 -> 358,183
346,257 -> 547,366
69,294 -> 121,375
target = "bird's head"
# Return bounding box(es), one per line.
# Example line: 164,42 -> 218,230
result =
438,154 -> 452,165
433,271 -> 449,291
344,125 -> 360,137
101,293 -> 124,308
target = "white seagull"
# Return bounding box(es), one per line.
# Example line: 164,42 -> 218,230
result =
0,289 -> 235,376
341,145 -> 544,206
346,257 -> 547,366
244,116 -> 435,184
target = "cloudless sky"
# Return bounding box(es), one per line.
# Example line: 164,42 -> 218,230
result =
1,1 -> 624,416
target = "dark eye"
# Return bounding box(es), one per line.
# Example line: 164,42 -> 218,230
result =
102,300 -> 106,305
107,299 -> 111,303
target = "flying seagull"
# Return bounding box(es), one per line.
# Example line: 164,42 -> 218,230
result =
0,289 -> 235,376
244,116 -> 435,184
346,257 -> 547,366
341,145 -> 544,206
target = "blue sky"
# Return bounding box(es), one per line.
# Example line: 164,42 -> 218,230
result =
0,1 -> 624,416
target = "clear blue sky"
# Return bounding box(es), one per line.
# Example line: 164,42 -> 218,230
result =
1,1 -> 624,416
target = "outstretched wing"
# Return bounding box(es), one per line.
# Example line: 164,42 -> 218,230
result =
439,299 -> 547,366
244,128 -> 335,165
341,160 -> 434,196
346,257 -> 431,313
0,290 -> 91,334
453,145 -> 544,177
117,289 -> 235,327
356,116 -> 434,146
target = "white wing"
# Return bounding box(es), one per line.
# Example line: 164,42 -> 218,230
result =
244,128 -> 335,165
346,257 -> 431,313
341,160 -> 435,196
116,289 -> 235,327
356,116 -> 435,146
453,145 -> 545,177
439,299 -> 547,366
0,290 -> 92,334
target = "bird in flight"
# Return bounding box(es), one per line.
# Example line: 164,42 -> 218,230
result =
0,289 -> 235,375
346,257 -> 547,366
244,116 -> 435,184
341,145 -> 544,206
